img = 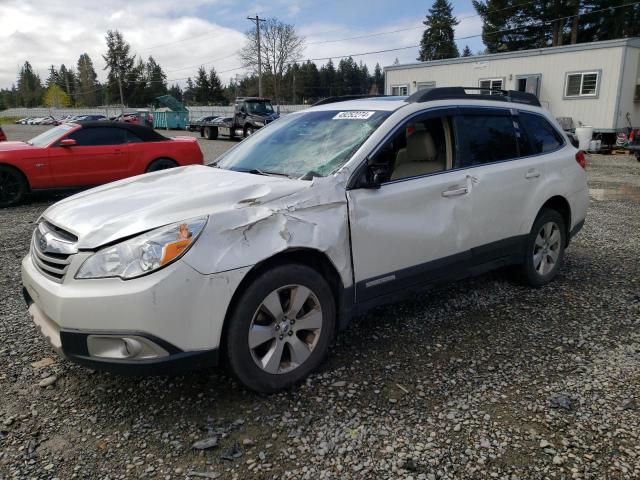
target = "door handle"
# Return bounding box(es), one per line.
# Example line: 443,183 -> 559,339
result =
441,186 -> 469,198
525,169 -> 540,179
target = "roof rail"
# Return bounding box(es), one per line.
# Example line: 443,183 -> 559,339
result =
312,94 -> 390,106
406,87 -> 541,107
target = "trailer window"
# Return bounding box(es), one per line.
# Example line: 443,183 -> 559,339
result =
565,72 -> 599,97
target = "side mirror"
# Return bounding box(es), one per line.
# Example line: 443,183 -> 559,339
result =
59,138 -> 76,147
361,163 -> 390,189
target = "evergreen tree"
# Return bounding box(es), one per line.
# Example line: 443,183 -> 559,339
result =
168,84 -> 183,101
208,67 -> 225,104
103,30 -> 136,106
76,53 -> 100,107
418,0 -> 460,61
46,66 -> 59,88
194,66 -> 211,104
183,77 -> 195,104
372,63 -> 384,95
462,45 -> 473,57
146,56 -> 168,102
58,65 -> 77,105
319,59 -> 337,97
16,61 -> 43,107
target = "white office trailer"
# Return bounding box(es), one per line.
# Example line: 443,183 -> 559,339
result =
385,38 -> 640,139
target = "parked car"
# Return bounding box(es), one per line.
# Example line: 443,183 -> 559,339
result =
202,97 -> 278,140
188,115 -> 218,132
0,121 -> 203,206
20,88 -> 588,393
79,115 -> 107,122
16,118 -> 29,124
0,126 -> 6,141
28,117 -> 45,125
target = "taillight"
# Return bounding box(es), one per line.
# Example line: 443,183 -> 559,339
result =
575,150 -> 587,170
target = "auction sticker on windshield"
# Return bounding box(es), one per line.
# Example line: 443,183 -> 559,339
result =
332,111 -> 376,120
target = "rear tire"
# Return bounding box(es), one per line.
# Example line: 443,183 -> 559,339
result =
0,165 -> 27,207
520,209 -> 566,287
146,158 -> 178,173
225,263 -> 335,393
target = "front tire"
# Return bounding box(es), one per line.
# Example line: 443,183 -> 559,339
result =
521,209 -> 566,287
146,158 -> 178,173
204,126 -> 218,140
244,126 -> 254,138
0,165 -> 27,207
225,264 -> 336,393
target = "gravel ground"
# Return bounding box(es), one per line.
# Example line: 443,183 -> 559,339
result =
1,127 -> 639,479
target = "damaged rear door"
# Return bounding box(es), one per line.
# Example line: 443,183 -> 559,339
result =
346,110 -> 473,303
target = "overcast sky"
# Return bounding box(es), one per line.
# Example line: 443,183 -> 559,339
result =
0,0 -> 485,89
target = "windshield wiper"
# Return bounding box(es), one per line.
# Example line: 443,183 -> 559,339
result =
232,167 -> 292,178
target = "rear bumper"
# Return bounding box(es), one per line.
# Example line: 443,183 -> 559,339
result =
23,287 -> 218,375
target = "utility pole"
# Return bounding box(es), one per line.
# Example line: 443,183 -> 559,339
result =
118,73 -> 125,115
247,14 -> 266,97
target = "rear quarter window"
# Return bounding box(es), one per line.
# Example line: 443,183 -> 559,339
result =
519,112 -> 564,154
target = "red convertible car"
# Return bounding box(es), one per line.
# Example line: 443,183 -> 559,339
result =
0,122 -> 204,206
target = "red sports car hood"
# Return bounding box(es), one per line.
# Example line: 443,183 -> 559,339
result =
41,165 -> 311,249
0,141 -> 35,152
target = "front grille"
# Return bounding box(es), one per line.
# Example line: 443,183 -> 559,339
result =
31,222 -> 78,283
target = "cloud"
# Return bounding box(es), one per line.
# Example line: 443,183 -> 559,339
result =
0,0 -> 246,88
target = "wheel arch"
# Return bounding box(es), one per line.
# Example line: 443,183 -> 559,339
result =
146,157 -> 178,172
219,248 -> 350,359
0,162 -> 31,191
537,195 -> 572,245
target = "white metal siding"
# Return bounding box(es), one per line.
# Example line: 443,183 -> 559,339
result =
616,46 -> 640,130
385,45 -> 627,131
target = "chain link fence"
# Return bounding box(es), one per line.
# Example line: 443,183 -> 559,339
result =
0,104 -> 310,121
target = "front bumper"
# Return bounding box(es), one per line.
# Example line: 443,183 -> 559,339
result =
23,288 -> 218,375
21,252 -> 251,375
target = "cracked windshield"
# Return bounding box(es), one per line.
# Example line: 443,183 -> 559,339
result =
216,110 -> 390,178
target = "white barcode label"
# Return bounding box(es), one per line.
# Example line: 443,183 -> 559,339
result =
332,111 -> 375,120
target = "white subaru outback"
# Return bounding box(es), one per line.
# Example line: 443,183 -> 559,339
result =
22,88 -> 588,393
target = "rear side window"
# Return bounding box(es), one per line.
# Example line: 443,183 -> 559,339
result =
126,131 -> 143,143
67,127 -> 125,146
455,114 -> 519,167
519,112 -> 564,154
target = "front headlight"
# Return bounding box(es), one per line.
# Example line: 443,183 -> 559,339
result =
76,216 -> 208,280
254,121 -> 264,127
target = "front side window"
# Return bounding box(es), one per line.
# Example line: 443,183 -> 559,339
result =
368,114 -> 453,182
391,85 -> 408,96
28,124 -> 74,147
67,127 -> 125,146
455,113 -> 519,167
565,72 -> 599,97
216,109 -> 390,178
518,112 -> 564,154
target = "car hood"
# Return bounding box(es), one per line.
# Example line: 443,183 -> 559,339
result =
0,141 -> 35,152
42,165 -> 310,249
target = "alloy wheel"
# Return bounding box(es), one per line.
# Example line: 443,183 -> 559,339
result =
533,221 -> 561,276
248,284 -> 323,375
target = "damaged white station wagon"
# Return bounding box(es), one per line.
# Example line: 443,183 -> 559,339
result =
22,88 -> 588,392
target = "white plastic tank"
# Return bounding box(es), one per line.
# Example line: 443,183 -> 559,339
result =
575,127 -> 594,151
